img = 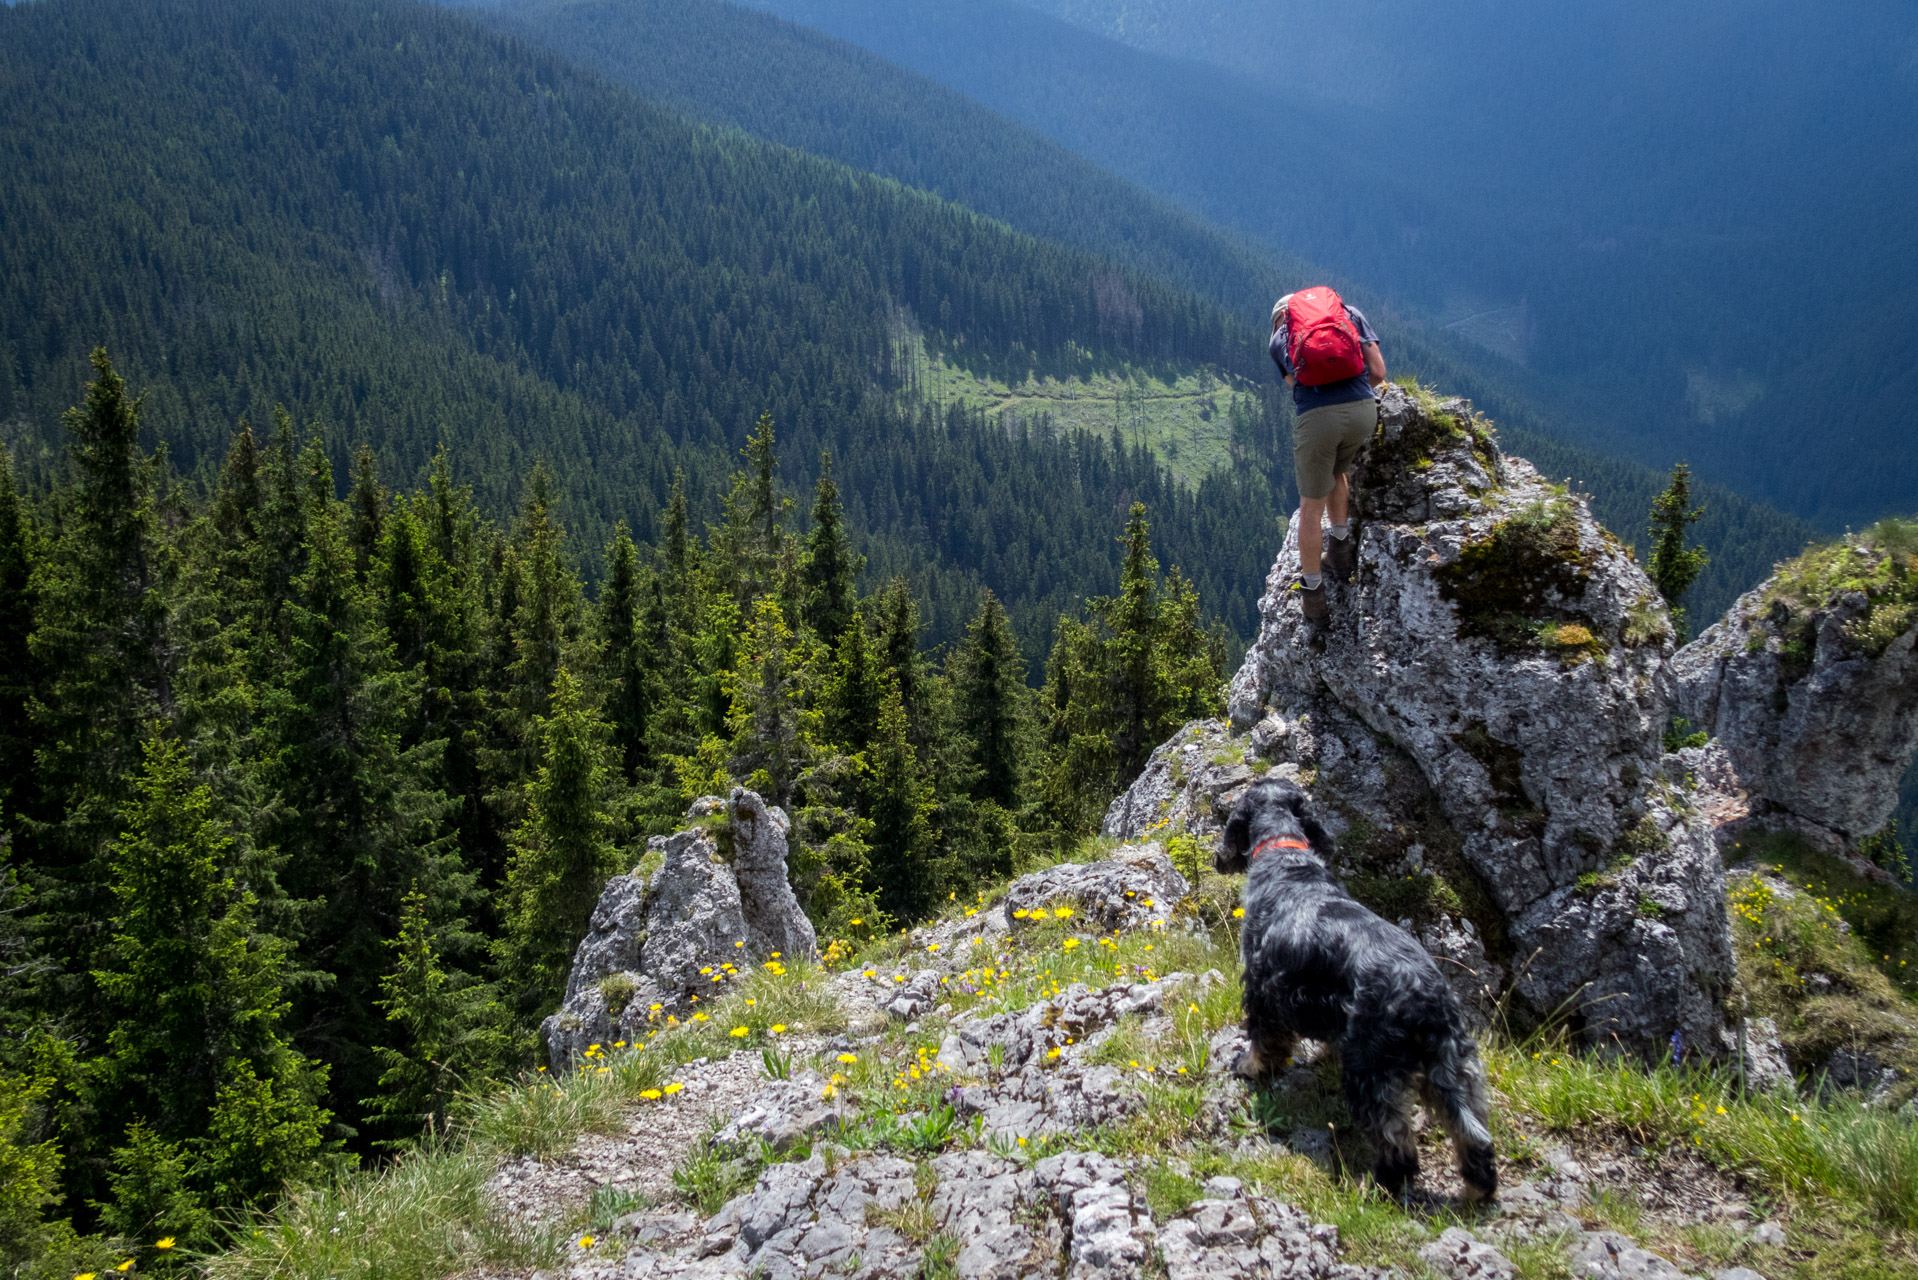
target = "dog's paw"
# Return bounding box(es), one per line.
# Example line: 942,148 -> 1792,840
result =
1231,1047 -> 1265,1079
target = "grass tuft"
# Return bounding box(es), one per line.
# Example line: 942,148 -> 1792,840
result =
206,1144 -> 560,1280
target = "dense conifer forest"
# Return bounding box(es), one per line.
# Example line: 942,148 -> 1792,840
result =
0,0 -> 1290,658
0,352 -> 1224,1264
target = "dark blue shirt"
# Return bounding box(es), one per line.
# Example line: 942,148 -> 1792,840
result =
1270,303 -> 1380,415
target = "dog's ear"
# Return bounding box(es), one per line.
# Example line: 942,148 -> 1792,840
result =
1216,799 -> 1251,874
1280,783 -> 1335,855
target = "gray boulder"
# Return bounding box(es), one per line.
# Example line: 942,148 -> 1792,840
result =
1673,566 -> 1918,843
1171,386 -> 1736,1056
542,790 -> 816,1066
1002,844 -> 1191,932
1033,1151 -> 1156,1280
1569,1230 -> 1694,1280
1419,1226 -> 1517,1280
729,788 -> 818,962
1154,1176 -> 1365,1280
711,1072 -> 846,1153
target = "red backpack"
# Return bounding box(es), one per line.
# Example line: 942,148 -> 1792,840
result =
1286,286 -> 1365,386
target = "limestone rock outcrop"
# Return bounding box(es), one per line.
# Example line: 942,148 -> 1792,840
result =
1673,561 -> 1918,844
639,1147 -> 1384,1280
542,788 -> 816,1066
1001,843 -> 1190,933
1142,385 -> 1737,1056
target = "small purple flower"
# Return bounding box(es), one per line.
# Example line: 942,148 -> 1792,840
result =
1669,1029 -> 1685,1066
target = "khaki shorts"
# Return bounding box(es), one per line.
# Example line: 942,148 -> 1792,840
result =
1293,398 -> 1379,500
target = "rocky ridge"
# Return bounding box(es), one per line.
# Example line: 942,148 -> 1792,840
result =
1114,380 -> 1918,1074
1126,385 -> 1736,1056
498,831 -> 1779,1280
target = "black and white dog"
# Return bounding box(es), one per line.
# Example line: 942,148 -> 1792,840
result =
1219,777 -> 1497,1201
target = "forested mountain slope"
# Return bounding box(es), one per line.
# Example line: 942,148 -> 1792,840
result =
469,0 -> 1812,630
0,0 -> 1279,655
731,0 -> 1918,529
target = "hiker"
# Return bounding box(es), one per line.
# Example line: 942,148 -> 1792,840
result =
1270,287 -> 1387,619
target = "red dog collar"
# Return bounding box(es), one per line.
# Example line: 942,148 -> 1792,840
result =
1248,836 -> 1311,860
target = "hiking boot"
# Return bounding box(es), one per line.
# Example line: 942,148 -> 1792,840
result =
1321,532 -> 1357,582
1295,580 -> 1328,620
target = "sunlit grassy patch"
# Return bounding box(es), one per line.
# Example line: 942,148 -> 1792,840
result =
206,1145 -> 562,1280
1488,1043 -> 1918,1229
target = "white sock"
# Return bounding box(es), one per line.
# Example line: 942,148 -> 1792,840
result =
1329,524 -> 1350,540
1301,572 -> 1323,589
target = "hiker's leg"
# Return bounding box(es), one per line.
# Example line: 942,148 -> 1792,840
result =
1298,496 -> 1327,576
1326,472 -> 1350,531
1293,405 -> 1338,580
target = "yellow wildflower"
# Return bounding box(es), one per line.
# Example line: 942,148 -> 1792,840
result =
663,1082 -> 684,1094
639,1089 -> 662,1100
731,1026 -> 749,1038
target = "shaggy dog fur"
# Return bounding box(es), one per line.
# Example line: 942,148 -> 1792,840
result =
1219,777 -> 1497,1201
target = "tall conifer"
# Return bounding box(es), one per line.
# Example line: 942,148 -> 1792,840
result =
597,525 -> 651,780
346,446 -> 387,583
262,483 -> 463,1115
799,454 -> 862,642
0,449 -> 38,824
498,668 -> 618,1015
823,607 -> 883,757
866,681 -> 937,922
87,738 -> 328,1234
952,591 -> 1026,809
27,351 -> 174,1004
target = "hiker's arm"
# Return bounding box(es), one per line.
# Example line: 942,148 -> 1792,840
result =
1270,319 -> 1294,385
1364,342 -> 1387,388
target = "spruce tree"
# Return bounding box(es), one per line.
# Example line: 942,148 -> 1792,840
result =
1648,462 -> 1709,635
262,481 -> 463,1119
799,454 -> 863,642
485,465 -> 586,837
27,350 -> 175,1008
346,445 -> 387,583
87,737 -> 328,1233
875,579 -> 929,751
725,598 -> 812,805
498,667 -> 619,1016
822,607 -> 884,757
0,449 -> 38,825
365,886 -> 506,1145
645,472 -> 702,766
597,525 -> 652,781
951,591 -> 1027,810
865,681 -> 938,922
712,414 -> 793,610
1106,502 -> 1166,781
406,453 -> 495,885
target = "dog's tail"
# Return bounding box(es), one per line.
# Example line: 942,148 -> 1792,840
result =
1420,1030 -> 1498,1201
